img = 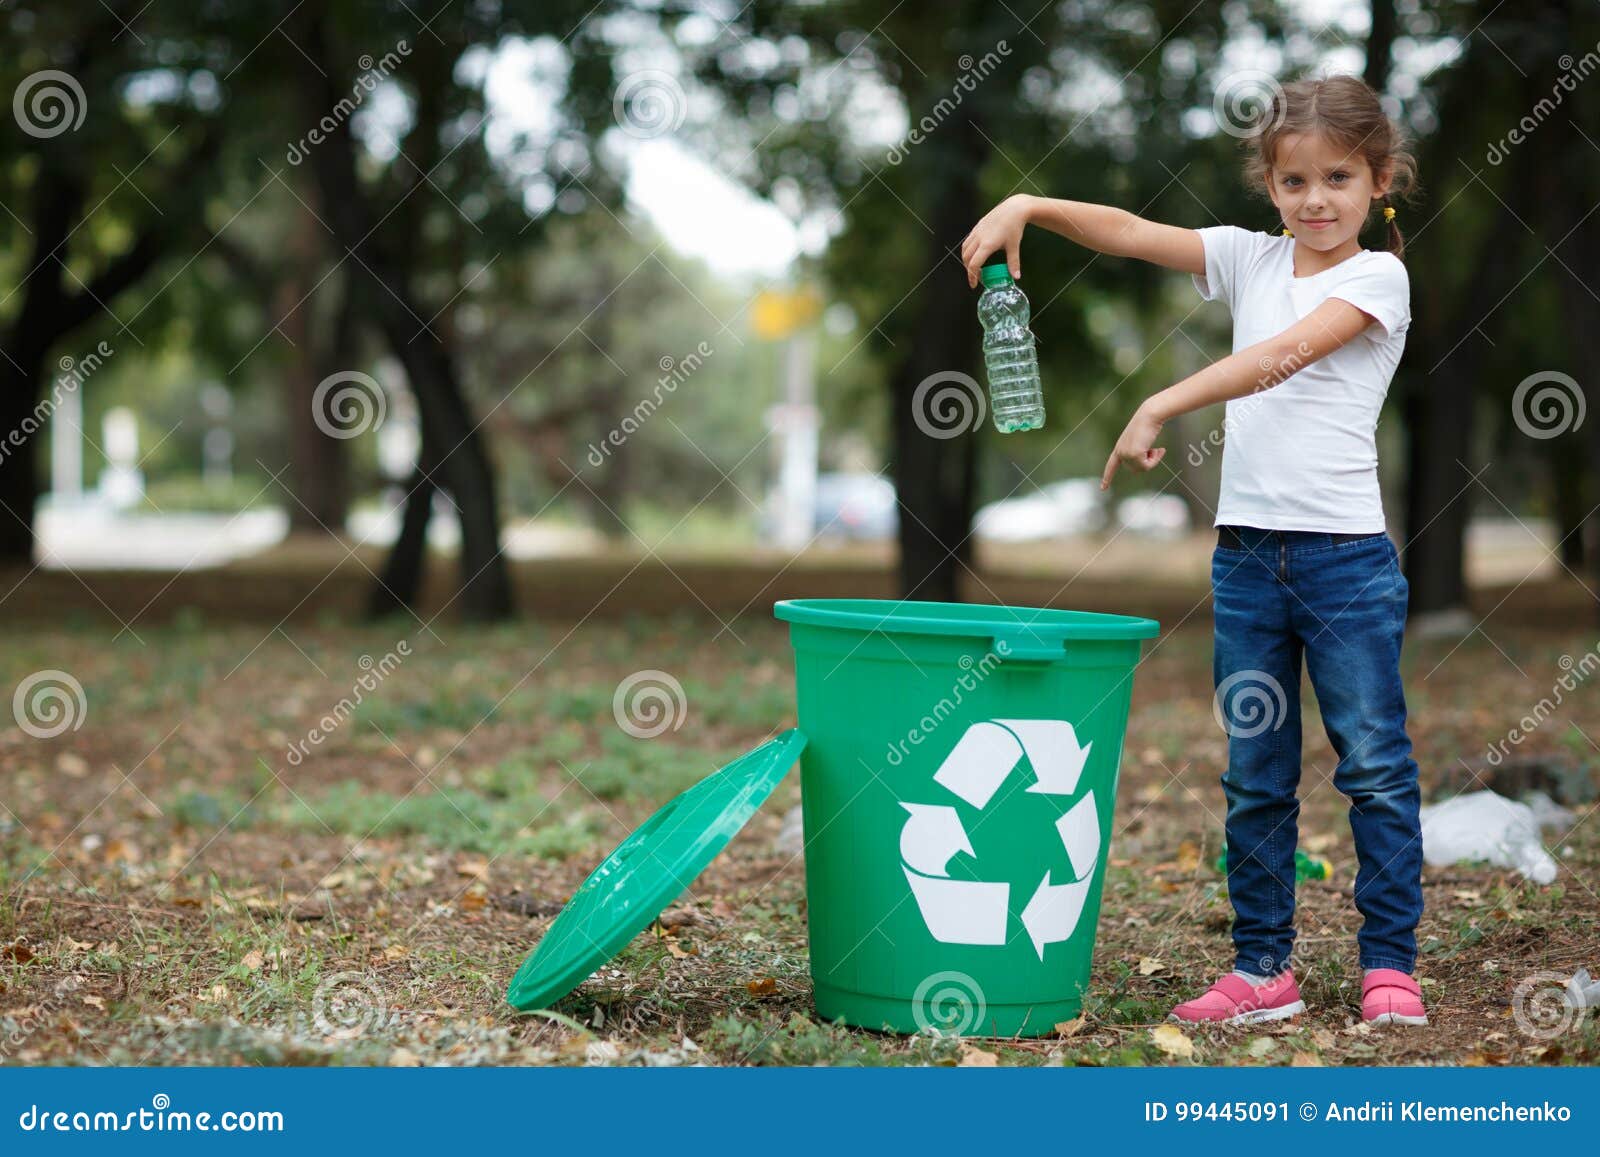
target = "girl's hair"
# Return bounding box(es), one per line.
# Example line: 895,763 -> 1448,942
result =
1240,74 -> 1420,259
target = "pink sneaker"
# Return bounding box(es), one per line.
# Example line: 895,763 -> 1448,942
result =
1169,971 -> 1305,1025
1362,969 -> 1428,1026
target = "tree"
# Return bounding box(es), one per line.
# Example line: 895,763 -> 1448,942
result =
0,2 -> 251,563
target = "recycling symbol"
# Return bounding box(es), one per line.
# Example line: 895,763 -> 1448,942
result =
898,719 -> 1102,960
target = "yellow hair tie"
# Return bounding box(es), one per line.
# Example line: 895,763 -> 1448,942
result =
1383,206 -> 1396,222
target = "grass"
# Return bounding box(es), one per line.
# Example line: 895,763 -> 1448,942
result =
0,612 -> 1596,1066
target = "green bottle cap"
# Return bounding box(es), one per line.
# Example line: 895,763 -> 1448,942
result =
980,263 -> 1013,288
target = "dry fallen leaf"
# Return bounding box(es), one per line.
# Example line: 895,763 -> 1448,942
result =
1175,840 -> 1201,873
454,857 -> 489,880
1138,956 -> 1166,976
746,977 -> 778,996
1291,1050 -> 1323,1066
1149,1024 -> 1195,1059
460,889 -> 488,912
958,1042 -> 998,1066
2,940 -> 36,964
1054,1016 -> 1087,1038
81,994 -> 106,1010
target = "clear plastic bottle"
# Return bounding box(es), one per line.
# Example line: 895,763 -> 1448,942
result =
977,263 -> 1044,432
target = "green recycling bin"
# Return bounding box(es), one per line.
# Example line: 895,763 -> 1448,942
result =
507,598 -> 1158,1040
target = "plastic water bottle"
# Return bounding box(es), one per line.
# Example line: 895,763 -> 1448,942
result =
1214,846 -> 1332,882
977,263 -> 1044,432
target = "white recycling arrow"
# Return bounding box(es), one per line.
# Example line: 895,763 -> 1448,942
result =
994,718 -> 1093,797
1020,872 -> 1093,960
900,719 -> 1106,954
1055,789 -> 1101,878
898,803 -> 974,877
1019,790 -> 1103,959
903,870 -> 1010,945
931,721 -> 1025,810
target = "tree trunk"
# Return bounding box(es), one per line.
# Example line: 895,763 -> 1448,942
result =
0,346 -> 50,562
1363,0 -> 1397,93
1540,0 -> 1600,614
297,9 -> 512,621
1398,6 -> 1538,616
282,202 -> 350,537
890,111 -> 988,601
369,434 -> 438,619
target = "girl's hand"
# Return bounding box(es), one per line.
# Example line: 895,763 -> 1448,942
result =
961,195 -> 1034,288
1100,403 -> 1168,490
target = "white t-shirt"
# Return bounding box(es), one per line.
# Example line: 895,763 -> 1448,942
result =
1191,226 -> 1410,533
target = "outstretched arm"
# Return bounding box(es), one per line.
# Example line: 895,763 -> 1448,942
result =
961,194 -> 1205,286
1099,298 -> 1380,489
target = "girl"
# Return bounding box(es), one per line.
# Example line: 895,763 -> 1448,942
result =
960,74 -> 1426,1026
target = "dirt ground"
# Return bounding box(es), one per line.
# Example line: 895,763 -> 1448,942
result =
1,565 -> 1597,1066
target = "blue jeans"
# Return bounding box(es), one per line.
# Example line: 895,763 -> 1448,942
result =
1211,525 -> 1423,976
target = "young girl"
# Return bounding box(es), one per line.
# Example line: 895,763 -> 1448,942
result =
960,74 -> 1426,1026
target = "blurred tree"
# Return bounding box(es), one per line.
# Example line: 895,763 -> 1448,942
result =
1396,0 -> 1599,622
0,1 -> 255,563
615,0 -> 1266,598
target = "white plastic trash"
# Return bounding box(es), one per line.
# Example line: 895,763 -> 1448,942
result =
1419,790 -> 1559,884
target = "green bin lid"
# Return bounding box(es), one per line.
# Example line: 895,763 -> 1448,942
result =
773,598 -> 1159,642
506,728 -> 806,1012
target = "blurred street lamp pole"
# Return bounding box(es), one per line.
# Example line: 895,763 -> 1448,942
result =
754,287 -> 822,552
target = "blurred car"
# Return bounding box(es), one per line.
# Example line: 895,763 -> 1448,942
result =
814,472 -> 898,539
1114,493 -> 1191,538
763,471 -> 899,542
973,478 -> 1108,543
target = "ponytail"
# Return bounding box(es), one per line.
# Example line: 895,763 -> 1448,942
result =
1382,198 -> 1404,260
